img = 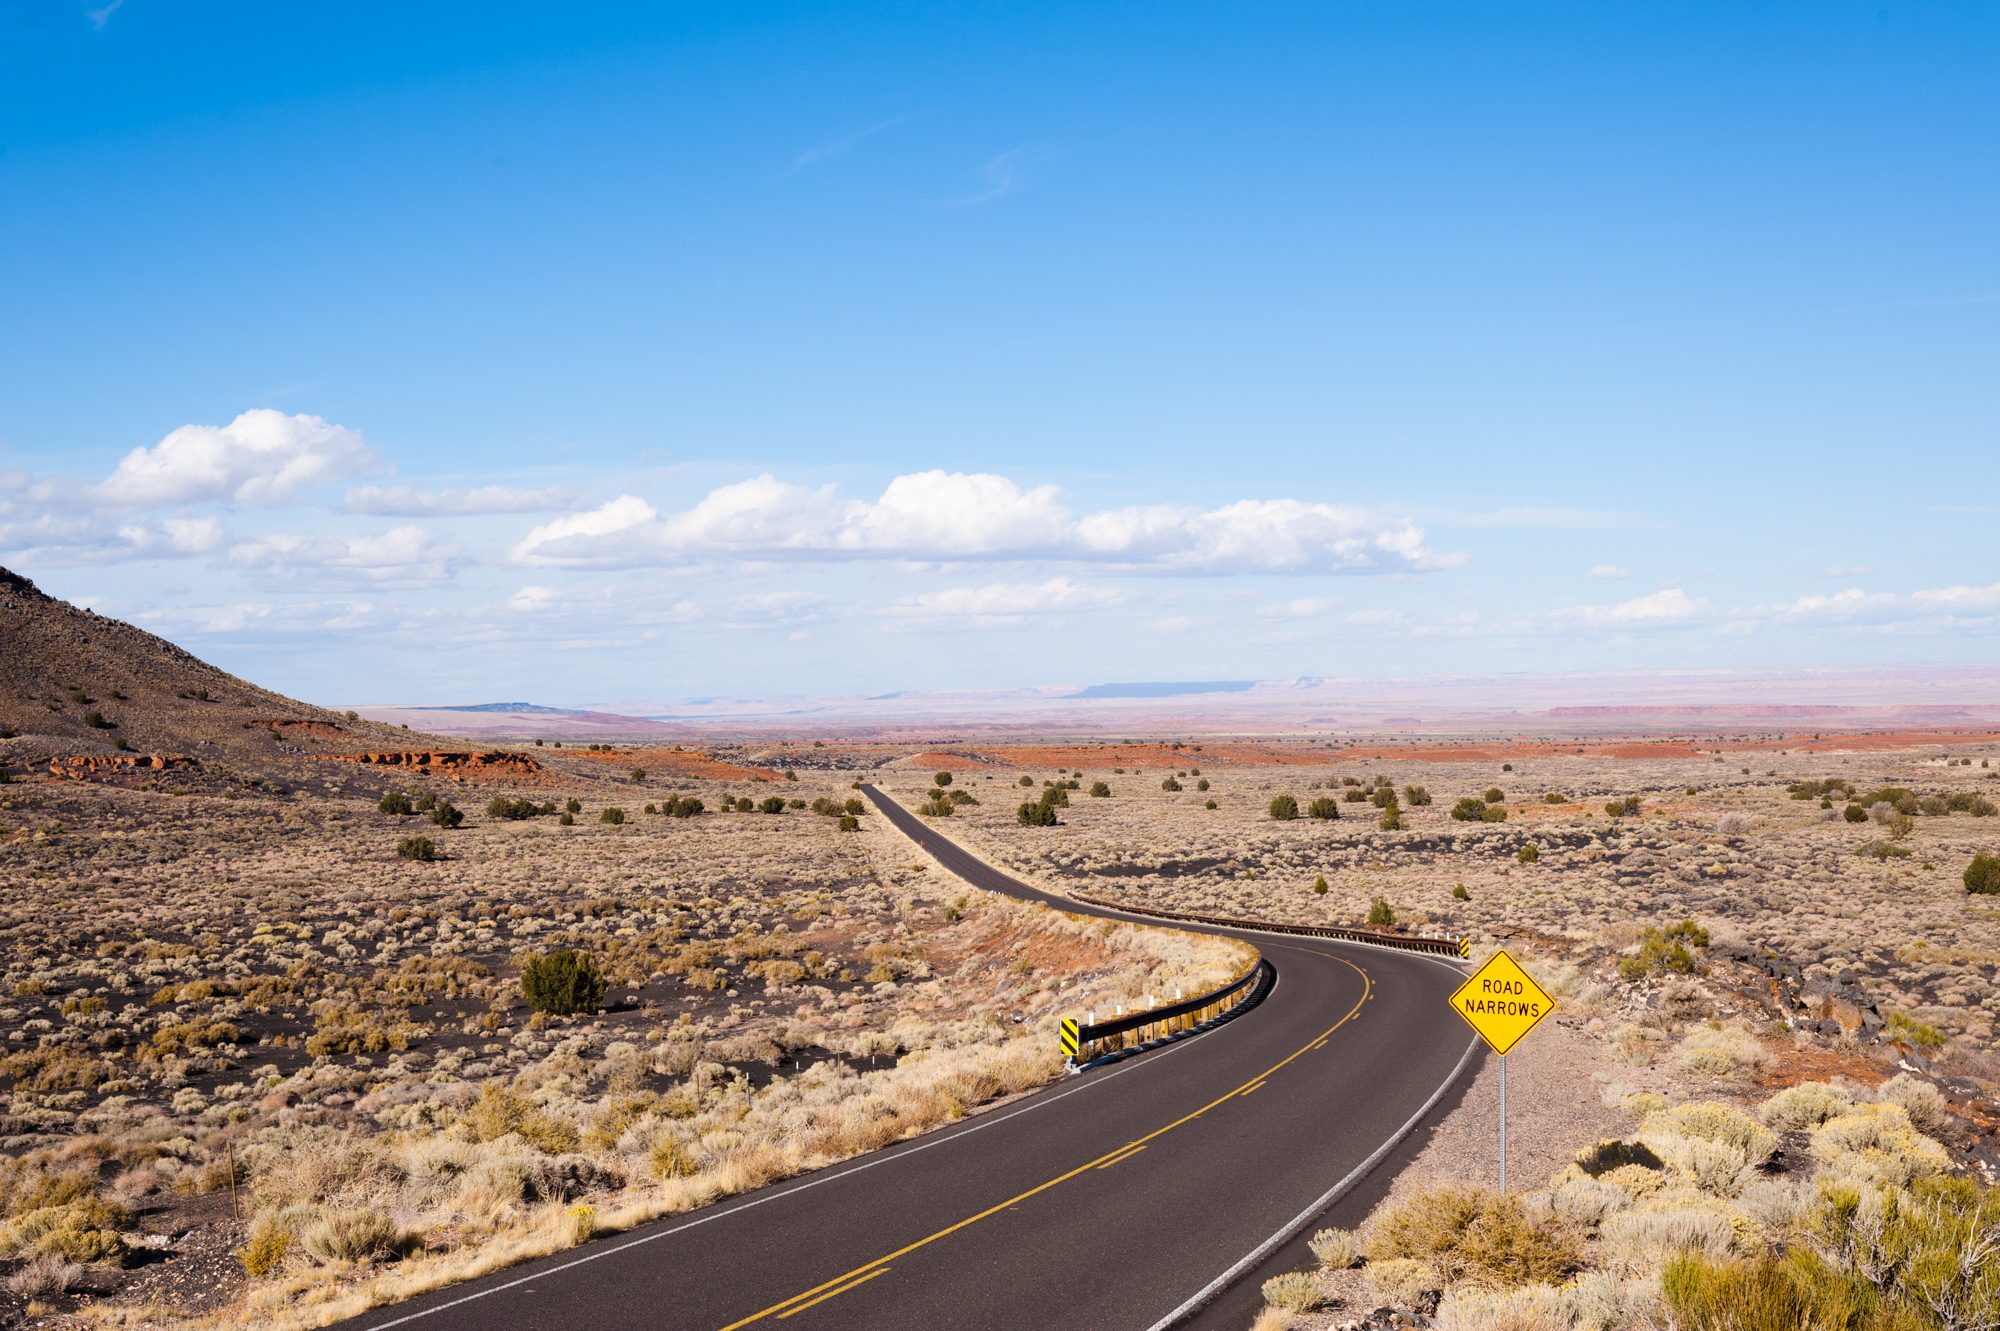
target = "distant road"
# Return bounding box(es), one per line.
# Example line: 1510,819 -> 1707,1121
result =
341,785 -> 1479,1331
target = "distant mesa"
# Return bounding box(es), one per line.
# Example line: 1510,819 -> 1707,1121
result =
429,702 -> 589,716
1070,681 -> 1257,700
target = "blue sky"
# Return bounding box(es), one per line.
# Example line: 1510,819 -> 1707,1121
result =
2,1 -> 1995,706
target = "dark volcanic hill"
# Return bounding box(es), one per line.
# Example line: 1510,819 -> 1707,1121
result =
0,565 -> 516,793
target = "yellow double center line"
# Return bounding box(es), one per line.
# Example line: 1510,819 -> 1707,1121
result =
717,952 -> 1371,1328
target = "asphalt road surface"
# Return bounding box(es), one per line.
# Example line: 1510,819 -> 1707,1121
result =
341,785 -> 1480,1331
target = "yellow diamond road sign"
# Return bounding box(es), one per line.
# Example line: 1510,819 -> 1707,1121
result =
1449,949 -> 1555,1056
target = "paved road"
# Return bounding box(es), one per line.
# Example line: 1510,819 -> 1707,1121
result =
342,785 -> 1479,1331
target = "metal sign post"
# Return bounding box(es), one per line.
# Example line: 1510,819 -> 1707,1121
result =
1447,949 -> 1553,1196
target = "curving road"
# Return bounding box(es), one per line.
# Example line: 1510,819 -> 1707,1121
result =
342,785 -> 1480,1331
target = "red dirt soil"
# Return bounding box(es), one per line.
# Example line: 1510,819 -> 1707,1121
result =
580,748 -> 774,782
1327,729 -> 2000,763
978,742 -> 1327,770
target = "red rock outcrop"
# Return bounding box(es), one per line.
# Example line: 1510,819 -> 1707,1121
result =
319,751 -> 543,780
48,753 -> 197,779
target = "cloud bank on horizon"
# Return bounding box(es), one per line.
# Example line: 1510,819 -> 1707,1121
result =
1,5 -> 1994,703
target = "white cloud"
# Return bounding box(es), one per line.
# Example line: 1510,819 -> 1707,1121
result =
96,409 -> 375,506
345,484 -> 589,516
116,516 -> 225,555
1587,564 -> 1631,580
507,585 -> 557,613
1152,615 -> 1197,633
887,576 -> 1117,620
1257,596 -> 1340,619
512,471 -> 1455,576
1560,587 -> 1705,627
226,525 -> 460,589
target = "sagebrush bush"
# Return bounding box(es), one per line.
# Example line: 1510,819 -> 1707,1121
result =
1307,796 -> 1340,819
1261,1271 -> 1326,1311
396,835 -> 438,862
1268,794 -> 1299,820
378,789 -> 414,815
1758,1081 -> 1854,1131
521,950 -> 607,1016
1369,1185 -> 1580,1288
1308,1226 -> 1359,1269
1966,852 -> 2000,895
299,1208 -> 403,1265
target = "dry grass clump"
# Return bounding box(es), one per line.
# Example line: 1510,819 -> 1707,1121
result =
1367,1184 -> 1582,1290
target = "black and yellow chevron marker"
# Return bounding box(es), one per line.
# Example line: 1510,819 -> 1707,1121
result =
1458,936 -> 1472,959
1059,1017 -> 1080,1060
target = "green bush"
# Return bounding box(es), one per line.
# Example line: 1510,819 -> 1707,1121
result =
1307,797 -> 1340,820
934,771 -> 953,786
1019,774 -> 1034,787
600,807 -> 626,824
1543,791 -> 1569,804
1619,919 -> 1708,980
1517,843 -> 1539,863
1017,799 -> 1058,827
1966,852 -> 2000,895
1403,785 -> 1432,806
1161,776 -> 1183,792
378,790 -> 414,815
1367,896 -> 1395,927
1453,883 -> 1470,900
396,836 -> 438,862
1313,875 -> 1329,895
1844,803 -> 1870,823
1451,797 -> 1488,822
565,798 -> 582,814
521,950 -> 606,1015
759,796 -> 785,814
1379,807 -> 1403,830
1269,794 -> 1300,820
430,801 -> 464,829
1089,781 -> 1111,798
837,815 -> 860,832
1484,787 -> 1505,804
1195,777 -> 1210,791
1605,795 -> 1642,816
488,796 -> 545,820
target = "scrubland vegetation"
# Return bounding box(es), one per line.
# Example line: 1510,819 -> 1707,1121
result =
0,760 -> 1244,1327
868,739 -> 2000,1330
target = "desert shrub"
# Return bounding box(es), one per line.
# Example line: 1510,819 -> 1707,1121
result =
1883,1010 -> 1945,1050
1605,796 -> 1642,817
1261,1272 -> 1326,1311
1619,920 -> 1708,981
463,1083 -> 582,1155
1196,777 -> 1210,791
396,835 -> 438,862
1269,794 -> 1299,821
1966,852 -> 2000,895
1017,800 -> 1058,827
1371,786 -> 1398,809
1041,784 -> 1069,806
1404,785 -> 1433,806
521,950 -> 607,1016
1801,1175 -> 1999,1324
1364,1256 -> 1441,1305
299,1208 -> 404,1265
83,709 -> 114,729
1759,1082 -> 1855,1131
1674,1026 -> 1768,1079
1660,1249 -> 1888,1331
7,1252 -> 85,1298
1089,781 -> 1111,797
0,1191 -> 130,1265
933,771 -> 953,786
837,815 -> 860,831
918,797 -> 955,817
1516,843 -> 1539,863
429,800 -> 464,828
1306,797 -> 1340,820
1308,1227 -> 1360,1270
1367,897 -> 1395,927
1484,787 -> 1505,804
1543,791 -> 1569,803
1379,807 -> 1403,830
1858,841 -> 1912,861
565,797 -> 582,813
629,767 -> 645,783
1369,1184 -> 1580,1288
1312,875 -> 1329,895
378,789 -> 414,815
559,812 -> 575,825
1809,1103 -> 1949,1188
600,806 -> 626,824
238,1212 -> 294,1277
488,796 -> 544,820
1453,883 -> 1470,900
1161,776 -> 1183,792
1451,797 -> 1487,822
1844,803 -> 1870,823
1874,1073 -> 1951,1138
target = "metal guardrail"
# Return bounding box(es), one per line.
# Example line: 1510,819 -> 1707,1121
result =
1069,892 -> 1469,959
1065,958 -> 1273,1067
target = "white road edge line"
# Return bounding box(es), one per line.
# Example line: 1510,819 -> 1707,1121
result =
352,797 -> 1258,1330
1142,951 -> 1483,1331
